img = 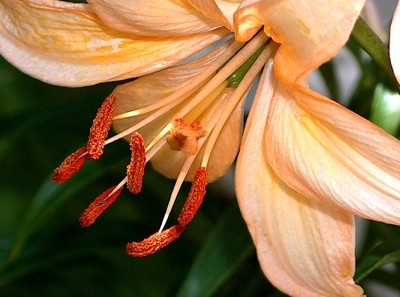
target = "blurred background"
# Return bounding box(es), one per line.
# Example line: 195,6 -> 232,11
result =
1,1 -> 400,296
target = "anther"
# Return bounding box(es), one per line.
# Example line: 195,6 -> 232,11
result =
166,118 -> 206,155
79,185 -> 124,227
126,224 -> 185,257
52,146 -> 88,184
127,132 -> 146,194
178,167 -> 207,226
87,94 -> 117,159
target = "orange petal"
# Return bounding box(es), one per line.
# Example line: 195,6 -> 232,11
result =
390,2 -> 400,84
0,0 -> 229,86
88,0 -> 221,36
234,0 -> 365,83
236,61 -> 363,296
265,79 -> 400,225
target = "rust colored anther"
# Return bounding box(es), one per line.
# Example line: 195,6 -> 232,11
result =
126,224 -> 185,257
178,167 -> 207,226
52,146 -> 88,184
79,185 -> 124,227
127,132 -> 146,194
87,94 -> 117,159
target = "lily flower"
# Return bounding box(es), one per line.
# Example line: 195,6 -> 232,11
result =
2,0 -> 400,296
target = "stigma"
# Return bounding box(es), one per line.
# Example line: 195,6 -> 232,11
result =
166,118 -> 207,155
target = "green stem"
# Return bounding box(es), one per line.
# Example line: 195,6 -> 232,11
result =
351,17 -> 398,88
227,43 -> 267,88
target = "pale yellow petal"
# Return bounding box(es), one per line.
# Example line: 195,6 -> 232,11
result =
0,0 -> 229,87
390,2 -> 400,84
266,81 -> 400,225
87,0 -> 221,36
184,0 -> 241,31
233,0 -> 263,41
236,60 -> 363,296
234,0 -> 365,83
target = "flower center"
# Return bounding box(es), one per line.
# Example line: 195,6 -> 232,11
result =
52,31 -> 278,257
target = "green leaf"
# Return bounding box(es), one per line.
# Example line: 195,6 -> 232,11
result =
177,203 -> 254,297
355,239 -> 400,282
8,159 -> 125,262
370,83 -> 400,136
351,18 -> 398,89
0,246 -> 97,287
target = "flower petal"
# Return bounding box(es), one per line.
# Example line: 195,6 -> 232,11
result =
87,0 -> 222,36
184,0 -> 240,31
234,0 -> 365,82
265,81 -> 400,225
0,0 -> 229,87
390,2 -> 400,84
236,60 -> 363,296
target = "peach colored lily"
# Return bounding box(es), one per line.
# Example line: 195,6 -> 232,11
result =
2,0 -> 400,296
391,1 -> 400,83
0,0 -> 230,86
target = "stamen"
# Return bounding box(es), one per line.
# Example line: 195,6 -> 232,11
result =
106,34 -> 267,145
87,94 -> 116,159
127,132 -> 146,194
178,167 -> 207,226
79,185 -> 124,227
112,41 -> 243,121
166,118 -> 207,155
51,146 -> 88,184
145,123 -> 172,154
201,44 -> 277,168
126,224 -> 185,257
